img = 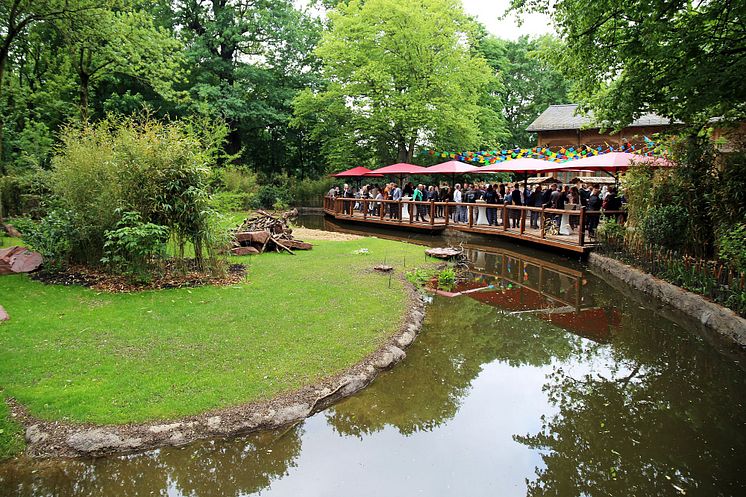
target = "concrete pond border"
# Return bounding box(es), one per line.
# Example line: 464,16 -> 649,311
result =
7,278 -> 428,459
588,253 -> 746,348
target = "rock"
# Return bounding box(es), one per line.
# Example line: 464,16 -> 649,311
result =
231,246 -> 260,256
270,403 -> 311,426
235,231 -> 270,244
148,422 -> 182,434
168,432 -> 186,446
0,305 -> 8,322
425,247 -> 463,259
3,224 -> 22,238
337,373 -> 370,397
284,240 -> 313,250
26,425 -> 48,444
206,416 -> 222,431
373,264 -> 394,272
0,246 -> 43,275
373,346 -> 406,369
397,330 -> 416,348
67,429 -> 142,453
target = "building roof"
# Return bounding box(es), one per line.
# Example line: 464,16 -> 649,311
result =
526,104 -> 674,132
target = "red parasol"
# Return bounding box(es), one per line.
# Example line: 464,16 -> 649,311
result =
424,160 -> 481,174
332,166 -> 383,178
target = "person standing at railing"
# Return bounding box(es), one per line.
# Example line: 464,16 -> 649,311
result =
510,184 -> 523,228
438,185 -> 449,218
342,184 -> 354,215
390,182 -> 402,219
529,185 -> 543,228
412,184 -> 427,222
587,187 -> 602,236
483,184 -> 498,226
453,184 -> 465,223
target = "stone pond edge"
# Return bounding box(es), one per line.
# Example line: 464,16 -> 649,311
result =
588,253 -> 746,347
8,281 -> 428,459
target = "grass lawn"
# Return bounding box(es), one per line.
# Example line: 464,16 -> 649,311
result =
0,235 -> 432,458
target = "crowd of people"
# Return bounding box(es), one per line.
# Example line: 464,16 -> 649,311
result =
327,180 -> 625,236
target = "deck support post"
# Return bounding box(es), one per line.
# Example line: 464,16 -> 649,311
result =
430,201 -> 435,226
540,207 -> 546,239
578,207 -> 586,246
520,208 -> 526,234
468,205 -> 474,227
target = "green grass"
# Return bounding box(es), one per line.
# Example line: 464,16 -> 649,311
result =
0,397 -> 25,460
0,237 -> 431,443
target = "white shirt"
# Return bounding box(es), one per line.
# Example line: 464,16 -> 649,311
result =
454,190 -> 463,203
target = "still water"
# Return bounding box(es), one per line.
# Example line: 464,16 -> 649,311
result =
2,214 -> 745,497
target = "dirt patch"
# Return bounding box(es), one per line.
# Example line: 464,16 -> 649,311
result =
30,261 -> 247,292
9,279 -> 427,459
291,227 -> 362,241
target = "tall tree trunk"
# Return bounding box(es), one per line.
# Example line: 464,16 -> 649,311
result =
0,44 -> 8,173
79,71 -> 90,121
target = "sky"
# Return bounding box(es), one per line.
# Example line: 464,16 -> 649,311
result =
461,0 -> 555,39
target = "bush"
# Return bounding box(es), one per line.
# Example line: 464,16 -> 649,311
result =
641,205 -> 688,250
209,192 -> 255,213
42,114 -> 228,272
597,216 -> 626,248
101,211 -> 169,282
718,223 -> 746,274
254,185 -> 291,210
24,209 -> 76,270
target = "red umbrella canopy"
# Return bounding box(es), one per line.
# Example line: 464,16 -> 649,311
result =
367,163 -> 429,175
552,152 -> 649,173
424,160 -> 480,174
477,158 -> 567,174
332,166 -> 383,178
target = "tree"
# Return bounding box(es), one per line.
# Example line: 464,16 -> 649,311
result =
509,0 -> 746,128
0,0 -> 102,166
478,34 -> 571,147
58,8 -> 183,119
292,0 -> 505,167
172,0 -> 323,175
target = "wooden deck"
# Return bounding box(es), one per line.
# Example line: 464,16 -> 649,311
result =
323,197 -> 626,254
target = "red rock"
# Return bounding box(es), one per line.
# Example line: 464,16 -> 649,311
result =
231,246 -> 260,256
235,231 -> 270,244
0,246 -> 43,274
0,305 -> 8,322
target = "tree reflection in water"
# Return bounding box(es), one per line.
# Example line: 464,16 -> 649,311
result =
515,305 -> 746,497
0,426 -> 303,497
326,296 -> 583,438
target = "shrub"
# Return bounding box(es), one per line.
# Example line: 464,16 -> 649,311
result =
221,167 -> 259,193
717,223 -> 746,274
209,192 -> 254,213
597,217 -> 626,248
24,209 -> 76,270
42,114 -> 229,272
254,185 -> 291,210
641,205 -> 688,250
101,211 -> 169,281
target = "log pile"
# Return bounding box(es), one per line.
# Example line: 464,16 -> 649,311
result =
231,210 -> 312,256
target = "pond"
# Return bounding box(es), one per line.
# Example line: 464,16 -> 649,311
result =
2,213 -> 745,497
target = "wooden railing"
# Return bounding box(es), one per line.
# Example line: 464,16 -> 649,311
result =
323,195 -> 626,247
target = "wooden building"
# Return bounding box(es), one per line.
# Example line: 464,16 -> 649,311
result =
526,104 -> 677,182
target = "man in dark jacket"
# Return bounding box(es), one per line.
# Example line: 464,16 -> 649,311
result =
586,187 -> 602,236
529,185 -> 543,228
510,185 -> 522,228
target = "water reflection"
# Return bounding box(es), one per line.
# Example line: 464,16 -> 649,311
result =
2,224 -> 745,497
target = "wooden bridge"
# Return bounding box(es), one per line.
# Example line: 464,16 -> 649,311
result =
323,196 -> 626,254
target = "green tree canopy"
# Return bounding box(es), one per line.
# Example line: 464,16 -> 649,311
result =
478,34 -> 571,147
509,0 -> 746,128
293,0 -> 506,167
